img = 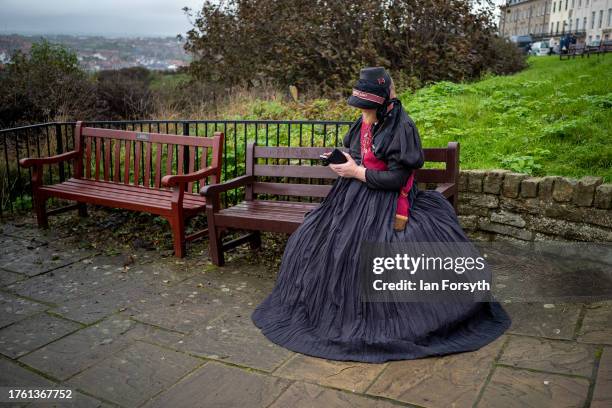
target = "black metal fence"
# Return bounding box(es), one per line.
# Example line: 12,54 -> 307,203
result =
0,119 -> 353,215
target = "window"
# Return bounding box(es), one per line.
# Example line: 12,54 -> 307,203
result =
598,10 -> 603,28
586,0 -> 589,6
551,22 -> 554,33
569,19 -> 573,30
565,0 -> 568,10
556,21 -> 560,33
592,11 -> 596,28
578,0 -> 581,8
571,0 -> 574,8
583,16 -> 587,29
576,18 -> 580,30
553,2 -> 556,12
608,9 -> 612,27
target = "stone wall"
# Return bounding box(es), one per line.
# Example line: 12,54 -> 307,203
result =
455,170 -> 612,242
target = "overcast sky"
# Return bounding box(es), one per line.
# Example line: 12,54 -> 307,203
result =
0,0 -> 505,38
0,0 -> 204,37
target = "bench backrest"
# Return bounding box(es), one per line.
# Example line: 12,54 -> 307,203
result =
244,141 -> 459,199
74,121 -> 223,193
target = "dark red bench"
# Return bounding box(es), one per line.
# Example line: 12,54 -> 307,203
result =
201,142 -> 459,265
19,121 -> 224,257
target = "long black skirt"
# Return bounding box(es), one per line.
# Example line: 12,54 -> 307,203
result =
251,177 -> 511,363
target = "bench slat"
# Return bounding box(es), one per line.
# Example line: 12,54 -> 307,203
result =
155,142 -> 162,188
42,180 -> 206,209
254,146 -> 347,159
95,137 -> 101,181
58,179 -> 205,203
82,127 -> 218,147
254,164 -> 337,179
253,182 -> 332,197
124,140 -> 131,184
134,140 -> 141,185
187,146 -> 196,192
144,142 -> 152,187
85,136 -> 92,179
422,148 -> 447,162
166,144 -> 173,178
113,139 -> 121,182
414,168 -> 449,183
104,139 -> 111,181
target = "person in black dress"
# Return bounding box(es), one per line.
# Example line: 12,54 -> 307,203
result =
251,67 -> 511,363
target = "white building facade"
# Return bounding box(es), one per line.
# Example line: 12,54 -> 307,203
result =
501,0 -> 612,44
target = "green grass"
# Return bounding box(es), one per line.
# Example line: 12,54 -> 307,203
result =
163,56 -> 611,180
400,56 -> 611,180
149,72 -> 190,92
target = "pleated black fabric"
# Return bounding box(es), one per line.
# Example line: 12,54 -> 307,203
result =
251,179 -> 511,363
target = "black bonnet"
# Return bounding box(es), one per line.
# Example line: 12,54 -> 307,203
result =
347,67 -> 393,120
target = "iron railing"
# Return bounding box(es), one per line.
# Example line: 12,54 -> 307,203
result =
0,119 -> 353,215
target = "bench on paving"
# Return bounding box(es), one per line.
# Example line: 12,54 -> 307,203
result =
19,121 -> 223,257
201,141 -> 459,265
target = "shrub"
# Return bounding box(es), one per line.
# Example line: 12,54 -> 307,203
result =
183,0 -> 527,95
0,41 -> 97,127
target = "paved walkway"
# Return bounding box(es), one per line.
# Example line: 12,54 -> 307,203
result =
0,216 -> 610,408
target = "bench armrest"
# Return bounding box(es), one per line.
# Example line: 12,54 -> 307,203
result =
435,183 -> 455,197
19,150 -> 80,168
161,166 -> 218,187
200,175 -> 255,198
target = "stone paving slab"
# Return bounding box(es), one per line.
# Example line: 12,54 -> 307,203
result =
270,382 -> 400,408
503,302 -> 583,340
197,267 -> 276,304
19,316 -> 135,381
270,382 -> 398,408
126,277 -> 243,334
275,354 -> 387,393
6,256 -> 132,305
0,238 -> 96,277
66,341 -> 202,408
0,221 -> 67,243
0,236 -> 39,261
142,361 -> 290,408
477,366 -> 590,408
0,357 -> 55,387
174,311 -> 293,372
50,278 -> 160,325
0,313 -> 81,359
0,270 -> 25,287
591,347 -> 612,408
499,335 -> 596,377
577,301 -> 612,345
367,336 -> 505,408
0,292 -> 47,329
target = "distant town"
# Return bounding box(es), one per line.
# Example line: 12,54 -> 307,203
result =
0,34 -> 191,71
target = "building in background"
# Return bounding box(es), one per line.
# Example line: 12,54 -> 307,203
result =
499,0 -> 611,44
499,0 -> 552,39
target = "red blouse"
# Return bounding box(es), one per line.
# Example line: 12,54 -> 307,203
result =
360,121 -> 415,223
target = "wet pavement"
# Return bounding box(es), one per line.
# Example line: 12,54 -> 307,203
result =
0,214 -> 610,408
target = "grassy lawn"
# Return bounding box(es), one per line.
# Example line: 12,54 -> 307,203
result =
158,56 -> 610,180
401,55 -> 611,180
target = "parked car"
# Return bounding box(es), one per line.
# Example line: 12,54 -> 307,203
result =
530,41 -> 550,56
510,35 -> 533,53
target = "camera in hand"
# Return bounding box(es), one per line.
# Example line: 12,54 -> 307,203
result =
320,149 -> 348,166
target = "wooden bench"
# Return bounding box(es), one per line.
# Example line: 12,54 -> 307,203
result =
201,141 -> 459,265
19,121 -> 223,257
560,43 -> 586,60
